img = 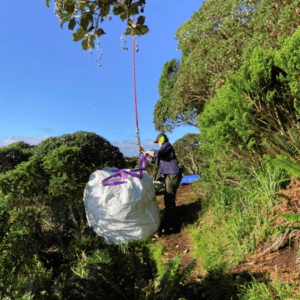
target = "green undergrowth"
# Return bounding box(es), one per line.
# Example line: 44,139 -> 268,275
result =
238,274 -> 300,299
175,161 -> 300,298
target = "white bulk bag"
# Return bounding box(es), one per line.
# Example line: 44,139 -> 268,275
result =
83,168 -> 161,244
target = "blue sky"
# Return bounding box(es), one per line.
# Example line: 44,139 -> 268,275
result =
0,0 -> 201,157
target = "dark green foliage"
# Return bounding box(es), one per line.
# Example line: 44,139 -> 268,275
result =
56,243 -> 157,300
55,242 -> 196,300
0,131 -> 126,298
0,141 -> 37,174
123,156 -> 139,169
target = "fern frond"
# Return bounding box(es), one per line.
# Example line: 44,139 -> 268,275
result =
288,128 -> 300,149
273,133 -> 296,155
273,155 -> 300,178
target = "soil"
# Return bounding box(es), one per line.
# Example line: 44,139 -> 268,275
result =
151,178 -> 300,299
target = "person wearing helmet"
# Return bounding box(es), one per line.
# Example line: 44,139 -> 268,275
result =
144,133 -> 182,227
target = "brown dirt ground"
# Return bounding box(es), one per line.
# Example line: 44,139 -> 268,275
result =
151,182 -> 203,297
151,178 -> 300,298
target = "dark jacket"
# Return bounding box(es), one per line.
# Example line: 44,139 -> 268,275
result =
150,142 -> 180,175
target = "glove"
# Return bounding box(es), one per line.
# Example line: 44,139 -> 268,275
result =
138,146 -> 144,154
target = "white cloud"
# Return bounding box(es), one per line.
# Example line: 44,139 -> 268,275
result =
112,139 -> 159,157
0,135 -> 159,158
0,135 -> 50,148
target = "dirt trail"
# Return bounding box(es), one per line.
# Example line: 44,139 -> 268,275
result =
151,178 -> 300,298
151,183 -> 203,295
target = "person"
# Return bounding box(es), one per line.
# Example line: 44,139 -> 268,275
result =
144,133 -> 182,225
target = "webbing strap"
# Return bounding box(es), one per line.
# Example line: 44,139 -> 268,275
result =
101,154 -> 148,186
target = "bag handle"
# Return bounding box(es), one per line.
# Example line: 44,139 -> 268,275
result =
101,154 -> 148,186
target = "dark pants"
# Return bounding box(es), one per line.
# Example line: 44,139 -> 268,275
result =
164,172 -> 182,218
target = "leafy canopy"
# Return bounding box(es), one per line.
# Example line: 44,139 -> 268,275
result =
154,0 -> 300,132
46,0 -> 149,55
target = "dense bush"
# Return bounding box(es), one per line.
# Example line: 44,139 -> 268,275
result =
0,141 -> 36,175
0,131 -> 127,298
197,25 -> 300,161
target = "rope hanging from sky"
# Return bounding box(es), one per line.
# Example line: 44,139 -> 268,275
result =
132,0 -> 142,154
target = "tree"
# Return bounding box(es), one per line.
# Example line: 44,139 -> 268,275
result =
173,133 -> 203,175
46,0 -> 149,55
154,0 -> 300,132
153,59 -> 199,133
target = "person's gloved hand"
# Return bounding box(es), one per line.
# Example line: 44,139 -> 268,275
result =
144,151 -> 154,156
138,146 -> 144,154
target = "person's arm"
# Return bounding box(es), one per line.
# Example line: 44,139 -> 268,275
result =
144,150 -> 155,156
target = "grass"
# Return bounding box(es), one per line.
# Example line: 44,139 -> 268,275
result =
238,274 -> 300,299
169,162 -> 300,298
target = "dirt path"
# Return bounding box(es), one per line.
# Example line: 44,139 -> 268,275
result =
150,183 -> 203,297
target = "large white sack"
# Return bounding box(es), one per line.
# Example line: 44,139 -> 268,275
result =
83,168 -> 161,244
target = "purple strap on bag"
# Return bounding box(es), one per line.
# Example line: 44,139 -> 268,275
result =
101,154 -> 148,187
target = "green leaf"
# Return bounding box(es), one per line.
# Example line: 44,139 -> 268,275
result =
87,13 -> 93,25
95,28 -> 106,37
87,25 -> 95,33
60,16 -> 71,29
124,27 -> 133,35
137,16 -> 145,25
65,2 -> 75,14
68,18 -> 76,31
89,35 -> 95,49
102,3 -> 110,17
73,28 -> 85,42
112,3 -> 126,15
134,24 -> 149,36
80,15 -> 89,31
46,0 -> 51,8
120,11 -> 128,21
130,2 -> 141,15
